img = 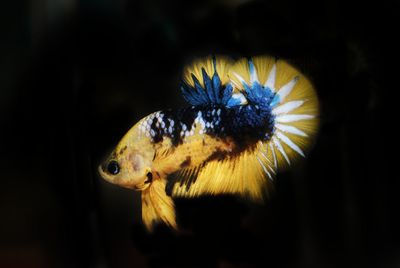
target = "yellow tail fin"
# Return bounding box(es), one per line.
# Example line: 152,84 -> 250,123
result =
229,56 -> 319,170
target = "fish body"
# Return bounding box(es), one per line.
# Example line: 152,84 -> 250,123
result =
99,55 -> 319,231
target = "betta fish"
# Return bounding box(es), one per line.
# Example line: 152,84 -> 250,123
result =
98,55 -> 319,231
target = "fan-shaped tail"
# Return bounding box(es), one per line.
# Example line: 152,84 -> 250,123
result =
228,56 -> 319,171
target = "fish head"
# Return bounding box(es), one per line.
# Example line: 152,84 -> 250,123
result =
98,122 -> 155,191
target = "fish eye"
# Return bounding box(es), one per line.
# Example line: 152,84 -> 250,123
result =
107,160 -> 120,175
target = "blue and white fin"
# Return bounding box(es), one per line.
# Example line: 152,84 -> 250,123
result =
181,56 -> 234,106
229,56 -> 319,174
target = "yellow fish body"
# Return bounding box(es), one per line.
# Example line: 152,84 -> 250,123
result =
99,55 -> 319,231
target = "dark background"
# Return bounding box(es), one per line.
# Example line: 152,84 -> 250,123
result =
0,0 -> 398,267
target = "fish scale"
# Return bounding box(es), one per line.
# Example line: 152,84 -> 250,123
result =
141,101 -> 275,149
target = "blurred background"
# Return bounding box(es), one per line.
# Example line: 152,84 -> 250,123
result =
0,0 -> 398,267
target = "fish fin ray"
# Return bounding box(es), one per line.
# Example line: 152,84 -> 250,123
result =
142,179 -> 177,232
170,148 -> 275,202
181,55 -> 234,106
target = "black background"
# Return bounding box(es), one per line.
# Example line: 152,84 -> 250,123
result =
0,0 -> 397,267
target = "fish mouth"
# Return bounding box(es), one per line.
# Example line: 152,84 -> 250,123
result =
98,165 -> 112,182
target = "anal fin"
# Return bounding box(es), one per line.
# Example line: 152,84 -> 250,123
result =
169,147 -> 274,202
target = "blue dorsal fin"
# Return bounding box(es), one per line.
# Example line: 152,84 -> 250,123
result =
202,68 -> 215,103
212,72 -> 221,95
191,74 -> 210,103
180,56 -> 234,106
211,56 -> 221,101
181,84 -> 202,105
221,83 -> 233,104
